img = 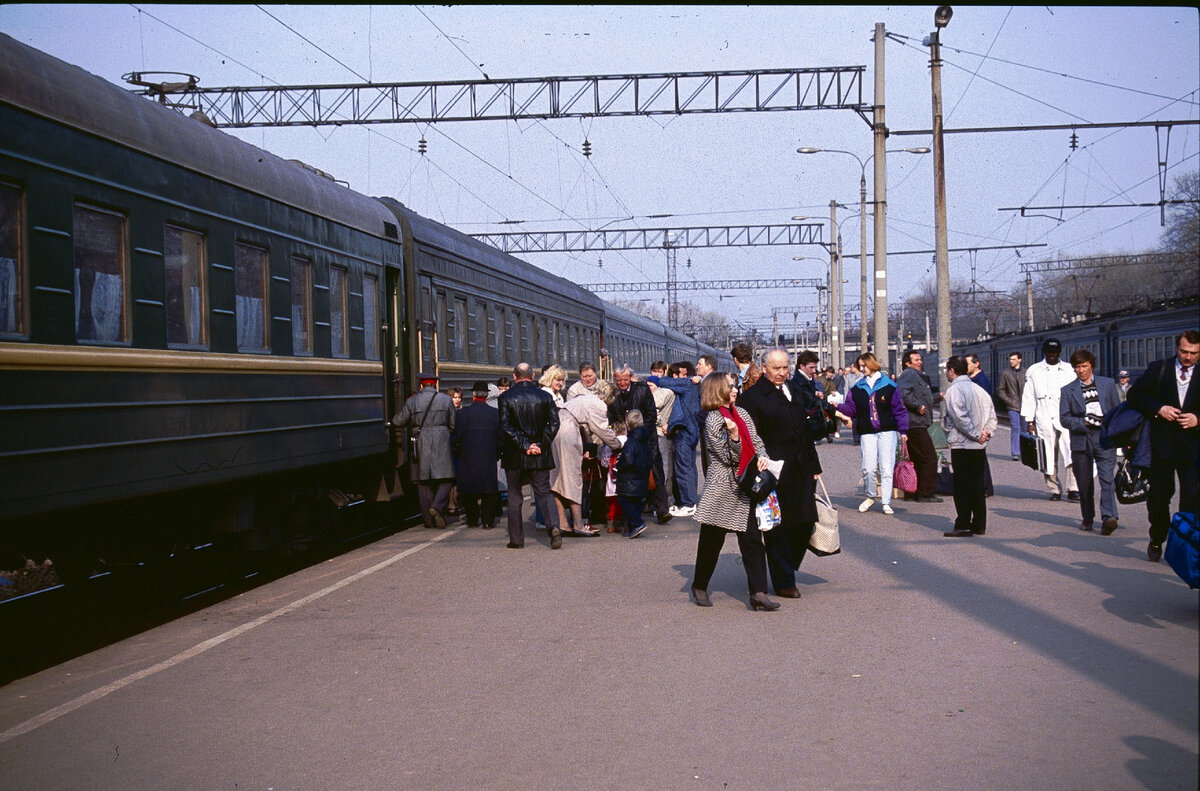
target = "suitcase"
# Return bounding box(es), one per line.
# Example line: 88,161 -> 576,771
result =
1019,432 -> 1049,473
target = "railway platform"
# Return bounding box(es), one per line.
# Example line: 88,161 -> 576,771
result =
1,429 -> 1196,790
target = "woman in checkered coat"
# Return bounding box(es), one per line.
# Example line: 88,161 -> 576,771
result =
690,372 -> 779,611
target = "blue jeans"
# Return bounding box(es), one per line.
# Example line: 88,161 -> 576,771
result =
1007,410 -> 1025,457
860,431 -> 900,504
672,429 -> 699,507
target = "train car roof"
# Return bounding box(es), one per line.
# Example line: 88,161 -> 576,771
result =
0,34 -> 396,239
601,299 -> 670,335
386,200 -> 605,312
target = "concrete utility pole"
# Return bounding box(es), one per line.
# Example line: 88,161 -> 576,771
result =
929,6 -> 954,390
829,200 -> 841,368
872,22 -> 889,371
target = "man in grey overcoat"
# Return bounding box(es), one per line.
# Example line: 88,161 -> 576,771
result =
393,373 -> 457,528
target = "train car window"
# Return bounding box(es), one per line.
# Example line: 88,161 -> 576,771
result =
519,312 -> 530,360
504,307 -> 515,362
0,183 -> 26,337
363,272 -> 379,361
435,290 -> 447,359
233,242 -> 268,352
164,225 -> 207,347
469,299 -> 481,360
73,204 -> 128,343
330,264 -> 348,358
453,297 -> 468,362
290,255 -> 313,355
486,303 -> 498,364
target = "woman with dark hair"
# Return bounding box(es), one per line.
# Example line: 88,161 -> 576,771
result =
690,373 -> 779,611
836,352 -> 909,515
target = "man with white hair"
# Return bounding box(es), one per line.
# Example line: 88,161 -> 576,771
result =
738,348 -> 824,598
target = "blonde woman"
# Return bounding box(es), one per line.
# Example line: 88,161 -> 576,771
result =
691,373 -> 778,611
539,365 -> 567,408
836,353 -> 909,515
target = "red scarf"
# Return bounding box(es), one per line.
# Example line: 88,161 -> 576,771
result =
718,405 -> 756,477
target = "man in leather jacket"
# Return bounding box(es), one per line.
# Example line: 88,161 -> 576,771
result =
498,362 -> 562,549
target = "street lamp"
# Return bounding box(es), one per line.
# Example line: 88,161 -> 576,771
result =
797,146 -> 929,367
928,5 -> 953,390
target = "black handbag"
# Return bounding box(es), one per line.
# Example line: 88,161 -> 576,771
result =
802,391 -> 830,440
738,463 -> 777,503
1115,457 -> 1150,504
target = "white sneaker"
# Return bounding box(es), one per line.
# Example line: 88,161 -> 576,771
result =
670,505 -> 696,517
858,498 -> 875,513
882,504 -> 895,515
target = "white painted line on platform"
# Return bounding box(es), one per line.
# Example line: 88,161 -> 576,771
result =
0,528 -> 461,744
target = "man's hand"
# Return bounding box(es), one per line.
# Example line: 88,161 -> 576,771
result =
1158,405 -> 1182,422
979,430 -> 991,444
1177,412 -> 1198,429
526,443 -> 542,456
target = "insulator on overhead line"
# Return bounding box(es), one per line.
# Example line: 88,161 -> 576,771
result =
418,136 -> 427,155
582,138 -> 592,157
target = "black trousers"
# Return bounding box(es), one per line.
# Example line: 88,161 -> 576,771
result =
460,492 -> 499,527
692,522 -> 769,595
950,448 -> 988,532
1147,454 -> 1199,545
907,425 -> 938,498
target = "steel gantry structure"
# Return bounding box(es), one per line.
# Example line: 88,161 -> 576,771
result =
127,66 -> 870,127
472,222 -> 826,329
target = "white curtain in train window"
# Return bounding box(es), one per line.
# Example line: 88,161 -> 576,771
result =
74,268 -> 124,342
330,266 -> 347,357
236,294 -> 265,350
0,257 -> 16,333
234,243 -> 267,351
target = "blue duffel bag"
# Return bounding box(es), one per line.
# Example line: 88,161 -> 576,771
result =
1164,511 -> 1199,589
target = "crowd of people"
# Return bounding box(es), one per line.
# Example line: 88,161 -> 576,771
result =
390,330 -> 1198,609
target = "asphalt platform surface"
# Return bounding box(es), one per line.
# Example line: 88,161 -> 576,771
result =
1,429 -> 1196,790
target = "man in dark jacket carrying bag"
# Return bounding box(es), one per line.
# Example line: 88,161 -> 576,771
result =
1127,330 -> 1199,562
498,363 -> 562,549
738,348 -> 823,598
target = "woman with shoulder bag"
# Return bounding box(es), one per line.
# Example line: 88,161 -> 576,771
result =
690,372 -> 779,611
836,353 -> 909,515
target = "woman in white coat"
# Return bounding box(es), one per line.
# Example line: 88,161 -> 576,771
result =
551,379 -> 621,535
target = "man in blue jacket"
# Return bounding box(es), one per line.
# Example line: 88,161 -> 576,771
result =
656,361 -> 702,517
1060,349 -> 1122,535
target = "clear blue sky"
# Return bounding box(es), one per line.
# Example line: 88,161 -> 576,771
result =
3,5 -> 1196,331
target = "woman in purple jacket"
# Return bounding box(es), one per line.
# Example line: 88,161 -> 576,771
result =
837,353 -> 910,515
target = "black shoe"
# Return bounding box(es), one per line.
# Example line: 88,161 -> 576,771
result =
1049,493 -> 1062,501
550,527 -> 563,550
1079,521 -> 1094,531
1100,517 -> 1118,536
971,526 -> 986,536
749,593 -> 780,611
775,587 -> 801,599
657,513 -> 673,525
691,587 -> 713,607
916,496 -> 944,503
1148,541 -> 1163,562
943,529 -> 973,538
1067,491 -> 1080,502
506,542 -> 523,549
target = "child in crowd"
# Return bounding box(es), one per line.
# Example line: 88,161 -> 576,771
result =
615,410 -> 654,538
599,420 -> 626,533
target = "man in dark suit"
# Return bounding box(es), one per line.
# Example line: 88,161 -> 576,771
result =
498,363 -> 561,549
1127,330 -> 1199,562
1059,349 -> 1123,534
738,348 -> 823,598
452,381 -> 500,529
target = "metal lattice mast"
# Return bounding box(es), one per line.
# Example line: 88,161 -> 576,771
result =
127,67 -> 870,127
